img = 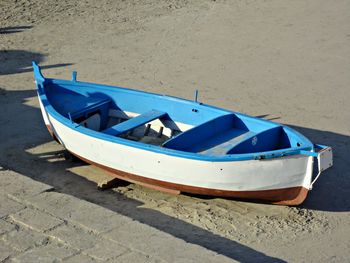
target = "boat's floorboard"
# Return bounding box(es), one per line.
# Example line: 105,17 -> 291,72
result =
190,129 -> 256,156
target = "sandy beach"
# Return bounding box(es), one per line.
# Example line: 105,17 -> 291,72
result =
1,0 -> 349,261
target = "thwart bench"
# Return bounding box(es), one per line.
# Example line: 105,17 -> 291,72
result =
102,110 -> 167,136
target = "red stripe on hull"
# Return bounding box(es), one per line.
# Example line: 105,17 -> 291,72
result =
72,152 -> 309,206
46,125 -> 60,144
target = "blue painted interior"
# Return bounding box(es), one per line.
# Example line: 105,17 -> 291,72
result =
196,131 -> 256,156
33,62 -> 317,161
162,114 -> 292,156
227,126 -> 290,154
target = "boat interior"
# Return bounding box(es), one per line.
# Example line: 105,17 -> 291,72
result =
42,78 -> 307,157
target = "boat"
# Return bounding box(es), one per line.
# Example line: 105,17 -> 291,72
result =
33,62 -> 333,205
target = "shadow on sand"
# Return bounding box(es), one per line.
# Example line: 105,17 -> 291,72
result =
0,26 -> 33,34
0,26 -> 72,75
1,26 -> 72,75
0,87 -> 348,261
0,50 -> 73,75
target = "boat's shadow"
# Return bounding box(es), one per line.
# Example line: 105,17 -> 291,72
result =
1,88 -> 349,261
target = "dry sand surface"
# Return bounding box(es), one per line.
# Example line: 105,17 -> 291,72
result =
1,0 -> 350,262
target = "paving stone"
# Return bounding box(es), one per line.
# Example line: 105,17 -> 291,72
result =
103,221 -> 168,247
82,238 -> 129,261
67,207 -> 131,234
10,207 -> 63,232
0,194 -> 25,218
103,222 -> 177,260
0,240 -> 17,262
1,170 -> 231,263
117,251 -> 165,263
12,242 -> 76,263
27,191 -> 131,233
47,223 -> 98,250
0,170 -> 53,200
63,253 -> 98,263
103,222 -> 229,263
24,192 -> 80,216
1,227 -> 49,252
0,219 -> 16,235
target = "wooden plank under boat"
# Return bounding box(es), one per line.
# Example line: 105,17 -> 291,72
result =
33,62 -> 333,205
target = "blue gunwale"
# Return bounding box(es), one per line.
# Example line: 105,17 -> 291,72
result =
34,63 -> 314,162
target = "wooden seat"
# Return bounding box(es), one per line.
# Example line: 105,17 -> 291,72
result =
102,110 -> 167,136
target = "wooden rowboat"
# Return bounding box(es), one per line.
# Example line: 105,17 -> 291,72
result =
33,62 -> 333,205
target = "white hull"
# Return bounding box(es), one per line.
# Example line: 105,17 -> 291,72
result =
39,96 -> 314,195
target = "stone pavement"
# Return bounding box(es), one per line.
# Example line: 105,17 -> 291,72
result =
0,168 -> 243,263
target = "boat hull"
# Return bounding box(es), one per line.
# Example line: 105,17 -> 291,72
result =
40,98 -> 313,205
72,151 -> 309,205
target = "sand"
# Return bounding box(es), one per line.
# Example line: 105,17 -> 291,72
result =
1,0 -> 349,261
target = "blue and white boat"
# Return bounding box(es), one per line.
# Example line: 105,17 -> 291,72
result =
33,62 -> 332,205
